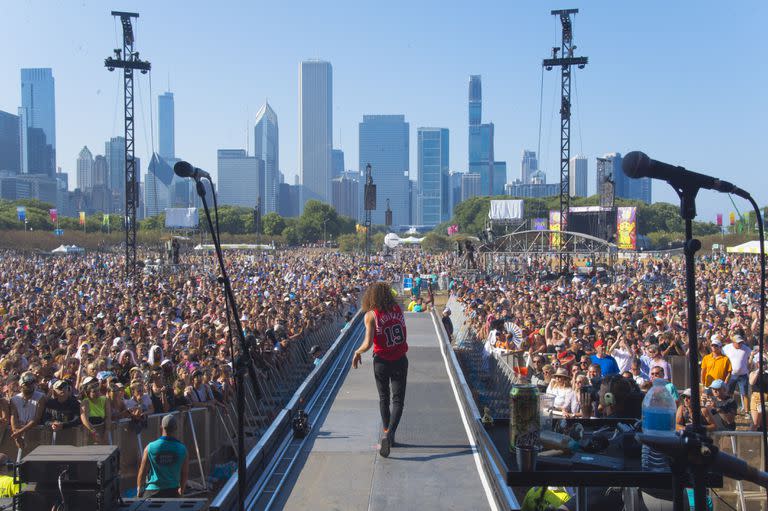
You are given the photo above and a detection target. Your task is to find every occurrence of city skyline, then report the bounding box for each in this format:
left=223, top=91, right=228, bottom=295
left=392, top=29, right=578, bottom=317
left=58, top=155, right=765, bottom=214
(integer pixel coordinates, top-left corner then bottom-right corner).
left=0, top=2, right=765, bottom=221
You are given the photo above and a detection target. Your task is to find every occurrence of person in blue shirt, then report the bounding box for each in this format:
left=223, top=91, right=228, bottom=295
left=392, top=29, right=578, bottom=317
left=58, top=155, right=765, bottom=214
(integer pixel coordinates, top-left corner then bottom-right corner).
left=590, top=339, right=620, bottom=377
left=137, top=414, right=188, bottom=498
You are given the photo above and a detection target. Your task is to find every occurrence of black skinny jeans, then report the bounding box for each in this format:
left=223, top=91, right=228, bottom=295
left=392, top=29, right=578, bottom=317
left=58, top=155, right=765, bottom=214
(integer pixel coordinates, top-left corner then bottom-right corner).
left=373, top=354, right=408, bottom=436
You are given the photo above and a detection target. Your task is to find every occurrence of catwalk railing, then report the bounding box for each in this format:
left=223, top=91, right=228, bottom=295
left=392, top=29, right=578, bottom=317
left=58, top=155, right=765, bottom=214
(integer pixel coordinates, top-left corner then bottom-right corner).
left=2, top=315, right=348, bottom=496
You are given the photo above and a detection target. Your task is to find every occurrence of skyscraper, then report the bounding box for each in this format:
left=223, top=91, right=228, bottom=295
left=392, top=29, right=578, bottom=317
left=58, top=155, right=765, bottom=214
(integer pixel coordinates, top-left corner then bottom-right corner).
left=20, top=68, right=55, bottom=175
left=217, top=149, right=263, bottom=208
left=145, top=153, right=174, bottom=217
left=93, top=155, right=108, bottom=188
left=332, top=149, right=344, bottom=178
left=299, top=60, right=332, bottom=209
left=76, top=146, right=93, bottom=191
left=468, top=75, right=495, bottom=195
left=521, top=150, right=538, bottom=184
left=569, top=155, right=588, bottom=197
left=417, top=127, right=449, bottom=226
left=460, top=173, right=481, bottom=202
left=106, top=137, right=125, bottom=204
left=331, top=171, right=359, bottom=219
left=254, top=101, right=279, bottom=214
left=158, top=92, right=175, bottom=161
left=359, top=115, right=410, bottom=226
left=493, top=161, right=507, bottom=196
left=0, top=111, right=20, bottom=173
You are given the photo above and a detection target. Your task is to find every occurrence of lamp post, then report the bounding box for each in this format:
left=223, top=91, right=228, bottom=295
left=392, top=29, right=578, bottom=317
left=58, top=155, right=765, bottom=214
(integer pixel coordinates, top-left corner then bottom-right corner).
left=323, top=218, right=330, bottom=247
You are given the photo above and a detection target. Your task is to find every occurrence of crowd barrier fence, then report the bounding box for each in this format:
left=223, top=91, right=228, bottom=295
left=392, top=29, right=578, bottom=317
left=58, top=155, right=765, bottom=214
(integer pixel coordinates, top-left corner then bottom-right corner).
left=2, top=315, right=347, bottom=496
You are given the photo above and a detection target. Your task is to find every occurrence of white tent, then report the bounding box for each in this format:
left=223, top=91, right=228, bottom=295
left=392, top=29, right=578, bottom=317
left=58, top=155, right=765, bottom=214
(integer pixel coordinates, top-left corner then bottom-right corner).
left=726, top=240, right=768, bottom=254
left=51, top=245, right=85, bottom=255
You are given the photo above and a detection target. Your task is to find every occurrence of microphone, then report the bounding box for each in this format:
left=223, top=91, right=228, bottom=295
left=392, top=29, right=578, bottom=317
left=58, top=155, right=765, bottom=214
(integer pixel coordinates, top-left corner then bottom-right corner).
left=173, top=161, right=211, bottom=181
left=623, top=151, right=748, bottom=199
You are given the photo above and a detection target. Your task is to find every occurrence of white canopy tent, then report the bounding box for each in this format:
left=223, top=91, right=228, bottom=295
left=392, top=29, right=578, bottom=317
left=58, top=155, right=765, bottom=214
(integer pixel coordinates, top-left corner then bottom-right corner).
left=51, top=245, right=85, bottom=255
left=726, top=240, right=768, bottom=254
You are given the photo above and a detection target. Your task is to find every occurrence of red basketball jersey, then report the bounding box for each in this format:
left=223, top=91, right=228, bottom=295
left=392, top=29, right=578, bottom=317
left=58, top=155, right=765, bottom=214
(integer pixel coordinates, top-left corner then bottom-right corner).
left=372, top=305, right=408, bottom=361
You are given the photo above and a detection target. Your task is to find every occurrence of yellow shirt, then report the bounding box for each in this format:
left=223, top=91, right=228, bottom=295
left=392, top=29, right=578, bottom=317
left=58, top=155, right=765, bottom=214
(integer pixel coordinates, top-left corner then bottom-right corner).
left=0, top=475, right=21, bottom=497
left=701, top=353, right=732, bottom=387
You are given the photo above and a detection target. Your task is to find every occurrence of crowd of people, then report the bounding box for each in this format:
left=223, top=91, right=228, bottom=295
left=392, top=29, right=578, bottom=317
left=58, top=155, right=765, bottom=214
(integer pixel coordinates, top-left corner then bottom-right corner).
left=0, top=248, right=445, bottom=449
left=453, top=254, right=768, bottom=432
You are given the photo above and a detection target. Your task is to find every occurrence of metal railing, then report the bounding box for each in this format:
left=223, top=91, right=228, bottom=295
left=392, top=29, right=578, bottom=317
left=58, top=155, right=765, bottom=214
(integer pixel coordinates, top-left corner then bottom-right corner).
left=3, top=315, right=349, bottom=496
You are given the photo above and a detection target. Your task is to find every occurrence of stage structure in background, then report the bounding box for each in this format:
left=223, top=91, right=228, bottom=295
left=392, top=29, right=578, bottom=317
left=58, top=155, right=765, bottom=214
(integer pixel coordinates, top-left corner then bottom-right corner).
left=165, top=207, right=200, bottom=229
left=533, top=218, right=548, bottom=231
left=105, top=11, right=151, bottom=275
left=363, top=163, right=376, bottom=261
left=616, top=206, right=637, bottom=250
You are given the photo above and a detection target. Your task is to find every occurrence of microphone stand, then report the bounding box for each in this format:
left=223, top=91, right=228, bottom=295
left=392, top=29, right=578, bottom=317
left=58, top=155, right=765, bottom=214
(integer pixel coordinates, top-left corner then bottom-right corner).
left=193, top=177, right=255, bottom=511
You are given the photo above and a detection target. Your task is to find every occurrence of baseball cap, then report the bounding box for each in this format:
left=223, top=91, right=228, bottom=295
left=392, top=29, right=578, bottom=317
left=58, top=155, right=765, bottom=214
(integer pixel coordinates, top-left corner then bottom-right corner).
left=593, top=339, right=605, bottom=348
left=682, top=388, right=692, bottom=397
left=711, top=338, right=723, bottom=347
left=53, top=379, right=71, bottom=391
left=709, top=379, right=724, bottom=390
left=19, top=372, right=36, bottom=385
left=732, top=335, right=745, bottom=343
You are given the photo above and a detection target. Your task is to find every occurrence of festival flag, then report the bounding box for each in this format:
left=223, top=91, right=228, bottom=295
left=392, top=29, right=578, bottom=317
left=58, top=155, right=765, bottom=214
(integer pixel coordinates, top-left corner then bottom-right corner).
left=716, top=213, right=722, bottom=227
left=533, top=218, right=547, bottom=231
left=355, top=224, right=367, bottom=234
left=102, top=214, right=110, bottom=226
left=79, top=211, right=86, bottom=226
left=49, top=208, right=58, bottom=223
left=729, top=212, right=736, bottom=226
left=446, top=224, right=459, bottom=235
left=16, top=206, right=26, bottom=222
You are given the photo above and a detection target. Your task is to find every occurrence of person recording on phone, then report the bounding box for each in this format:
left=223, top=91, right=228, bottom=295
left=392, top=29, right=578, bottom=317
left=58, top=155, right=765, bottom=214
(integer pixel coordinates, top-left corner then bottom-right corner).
left=352, top=282, right=408, bottom=458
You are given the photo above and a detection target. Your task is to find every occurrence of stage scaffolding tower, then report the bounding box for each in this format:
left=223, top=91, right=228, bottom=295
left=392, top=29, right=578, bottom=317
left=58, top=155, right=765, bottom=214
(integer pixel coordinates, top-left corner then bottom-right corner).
left=543, top=9, right=588, bottom=273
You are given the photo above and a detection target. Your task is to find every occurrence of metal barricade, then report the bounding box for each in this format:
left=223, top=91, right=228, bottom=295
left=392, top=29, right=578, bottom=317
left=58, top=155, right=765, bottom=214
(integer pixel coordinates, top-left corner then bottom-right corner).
left=711, top=431, right=766, bottom=510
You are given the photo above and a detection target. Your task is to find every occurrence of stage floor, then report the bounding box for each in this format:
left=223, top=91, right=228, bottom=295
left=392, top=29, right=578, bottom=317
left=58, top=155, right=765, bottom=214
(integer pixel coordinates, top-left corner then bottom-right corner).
left=274, top=312, right=494, bottom=511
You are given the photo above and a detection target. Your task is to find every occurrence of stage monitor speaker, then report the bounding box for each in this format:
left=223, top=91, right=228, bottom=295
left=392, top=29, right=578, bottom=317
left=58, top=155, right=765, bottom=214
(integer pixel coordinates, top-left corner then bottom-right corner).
left=15, top=477, right=119, bottom=511
left=18, top=445, right=119, bottom=486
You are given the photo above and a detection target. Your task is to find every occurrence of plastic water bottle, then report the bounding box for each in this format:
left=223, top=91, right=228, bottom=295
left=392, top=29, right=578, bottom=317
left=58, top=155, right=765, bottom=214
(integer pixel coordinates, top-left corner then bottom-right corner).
left=641, top=379, right=677, bottom=471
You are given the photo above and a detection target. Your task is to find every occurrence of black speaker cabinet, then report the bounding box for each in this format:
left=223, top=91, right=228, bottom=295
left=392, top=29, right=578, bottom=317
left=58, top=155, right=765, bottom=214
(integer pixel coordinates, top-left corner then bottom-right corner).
left=18, top=445, right=119, bottom=486
left=14, top=477, right=119, bottom=511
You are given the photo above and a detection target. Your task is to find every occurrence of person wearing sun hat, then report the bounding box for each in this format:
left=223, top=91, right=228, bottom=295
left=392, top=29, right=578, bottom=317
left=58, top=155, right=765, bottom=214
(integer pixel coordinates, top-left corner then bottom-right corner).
left=546, top=367, right=575, bottom=413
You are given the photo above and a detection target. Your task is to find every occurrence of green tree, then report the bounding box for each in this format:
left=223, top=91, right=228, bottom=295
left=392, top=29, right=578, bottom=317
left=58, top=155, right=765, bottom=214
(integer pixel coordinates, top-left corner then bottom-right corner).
left=262, top=212, right=286, bottom=235
left=421, top=232, right=452, bottom=253
left=283, top=226, right=299, bottom=245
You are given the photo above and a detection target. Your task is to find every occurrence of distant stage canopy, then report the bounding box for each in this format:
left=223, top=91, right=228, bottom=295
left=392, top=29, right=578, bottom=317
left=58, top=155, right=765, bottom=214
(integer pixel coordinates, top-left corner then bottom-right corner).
left=165, top=208, right=199, bottom=229
left=488, top=200, right=524, bottom=221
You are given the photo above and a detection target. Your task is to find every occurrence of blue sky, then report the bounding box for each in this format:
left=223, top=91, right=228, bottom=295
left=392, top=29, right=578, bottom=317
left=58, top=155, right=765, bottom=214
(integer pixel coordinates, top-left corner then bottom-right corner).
left=1, top=0, right=766, bottom=221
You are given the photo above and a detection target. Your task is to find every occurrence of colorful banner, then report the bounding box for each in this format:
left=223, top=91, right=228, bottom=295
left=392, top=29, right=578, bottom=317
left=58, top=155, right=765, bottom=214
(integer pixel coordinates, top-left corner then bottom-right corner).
left=49, top=208, right=58, bottom=223
left=548, top=210, right=562, bottom=249
left=79, top=211, right=86, bottom=226
left=446, top=224, right=459, bottom=236
left=729, top=212, right=736, bottom=226
left=102, top=214, right=110, bottom=226
left=355, top=224, right=367, bottom=233
left=616, top=206, right=637, bottom=250
left=533, top=218, right=547, bottom=231
left=716, top=213, right=722, bottom=227
left=16, top=206, right=26, bottom=222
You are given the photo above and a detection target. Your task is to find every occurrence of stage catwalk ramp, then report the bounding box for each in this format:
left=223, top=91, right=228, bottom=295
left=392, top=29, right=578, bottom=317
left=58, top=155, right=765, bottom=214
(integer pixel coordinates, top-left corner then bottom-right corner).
left=275, top=312, right=497, bottom=511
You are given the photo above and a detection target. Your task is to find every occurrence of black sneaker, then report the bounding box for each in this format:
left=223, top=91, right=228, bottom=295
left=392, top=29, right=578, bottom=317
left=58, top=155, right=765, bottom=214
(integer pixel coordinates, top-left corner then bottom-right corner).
left=379, top=434, right=391, bottom=458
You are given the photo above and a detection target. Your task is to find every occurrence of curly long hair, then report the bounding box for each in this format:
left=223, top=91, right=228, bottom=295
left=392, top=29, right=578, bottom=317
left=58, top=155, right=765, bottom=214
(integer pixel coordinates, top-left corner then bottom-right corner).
left=362, top=282, right=397, bottom=312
